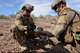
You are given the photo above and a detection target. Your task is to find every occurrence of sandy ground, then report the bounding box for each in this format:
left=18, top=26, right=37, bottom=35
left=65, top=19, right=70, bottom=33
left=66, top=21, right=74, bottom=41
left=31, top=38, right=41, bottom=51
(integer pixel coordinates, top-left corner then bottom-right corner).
left=0, top=17, right=80, bottom=53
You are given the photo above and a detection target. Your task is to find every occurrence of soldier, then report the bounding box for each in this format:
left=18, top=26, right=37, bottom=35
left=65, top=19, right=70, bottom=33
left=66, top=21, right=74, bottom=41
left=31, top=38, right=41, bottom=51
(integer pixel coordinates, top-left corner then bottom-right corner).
left=46, top=0, right=80, bottom=53
left=48, top=0, right=80, bottom=46
left=11, top=4, right=36, bottom=51
left=10, top=4, right=53, bottom=52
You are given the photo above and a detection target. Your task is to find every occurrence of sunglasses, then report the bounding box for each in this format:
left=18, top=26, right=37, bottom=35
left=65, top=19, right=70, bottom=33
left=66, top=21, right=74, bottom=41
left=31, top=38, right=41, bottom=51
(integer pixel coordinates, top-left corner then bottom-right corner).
left=26, top=10, right=31, bottom=13
left=52, top=2, right=62, bottom=10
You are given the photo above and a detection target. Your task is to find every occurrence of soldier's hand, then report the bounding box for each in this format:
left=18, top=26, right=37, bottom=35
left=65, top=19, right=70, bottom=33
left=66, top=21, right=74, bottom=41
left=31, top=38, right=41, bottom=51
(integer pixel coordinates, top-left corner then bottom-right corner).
left=25, top=31, right=27, bottom=35
left=23, top=26, right=27, bottom=30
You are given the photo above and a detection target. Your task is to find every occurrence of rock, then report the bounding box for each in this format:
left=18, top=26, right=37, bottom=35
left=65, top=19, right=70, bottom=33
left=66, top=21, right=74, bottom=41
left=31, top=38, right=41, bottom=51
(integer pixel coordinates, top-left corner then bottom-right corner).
left=0, top=33, right=3, bottom=36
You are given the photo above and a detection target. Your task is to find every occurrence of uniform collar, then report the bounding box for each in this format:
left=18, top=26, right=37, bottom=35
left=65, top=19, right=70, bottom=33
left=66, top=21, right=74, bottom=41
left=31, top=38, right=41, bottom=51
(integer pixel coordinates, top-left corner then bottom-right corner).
left=58, top=6, right=71, bottom=16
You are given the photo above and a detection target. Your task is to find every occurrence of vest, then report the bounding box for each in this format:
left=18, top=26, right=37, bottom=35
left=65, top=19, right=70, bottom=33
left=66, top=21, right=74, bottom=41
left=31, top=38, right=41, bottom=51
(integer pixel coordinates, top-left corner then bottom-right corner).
left=58, top=7, right=80, bottom=43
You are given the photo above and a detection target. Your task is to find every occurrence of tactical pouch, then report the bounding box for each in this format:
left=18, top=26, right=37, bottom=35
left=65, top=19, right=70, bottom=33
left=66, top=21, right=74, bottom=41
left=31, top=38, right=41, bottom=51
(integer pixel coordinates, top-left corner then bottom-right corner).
left=64, top=26, right=73, bottom=43
left=73, top=32, right=80, bottom=41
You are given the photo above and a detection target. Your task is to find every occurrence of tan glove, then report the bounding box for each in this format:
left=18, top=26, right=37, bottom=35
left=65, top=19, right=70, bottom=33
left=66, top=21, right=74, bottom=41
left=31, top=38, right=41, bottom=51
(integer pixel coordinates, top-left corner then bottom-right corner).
left=23, top=26, right=27, bottom=34
left=23, top=26, right=27, bottom=30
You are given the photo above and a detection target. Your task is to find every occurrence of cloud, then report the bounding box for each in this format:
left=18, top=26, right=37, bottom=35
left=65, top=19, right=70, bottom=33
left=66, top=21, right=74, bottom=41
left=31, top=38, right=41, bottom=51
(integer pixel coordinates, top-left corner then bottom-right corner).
left=66, top=0, right=80, bottom=11
left=20, top=0, right=80, bottom=16
left=21, top=0, right=53, bottom=16
left=67, top=0, right=80, bottom=6
left=67, top=0, right=80, bottom=4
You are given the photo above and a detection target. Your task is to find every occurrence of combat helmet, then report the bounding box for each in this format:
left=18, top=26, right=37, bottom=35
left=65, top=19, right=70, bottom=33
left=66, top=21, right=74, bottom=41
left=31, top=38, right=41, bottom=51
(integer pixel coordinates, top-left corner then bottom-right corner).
left=21, top=4, right=34, bottom=12
left=51, top=0, right=66, bottom=10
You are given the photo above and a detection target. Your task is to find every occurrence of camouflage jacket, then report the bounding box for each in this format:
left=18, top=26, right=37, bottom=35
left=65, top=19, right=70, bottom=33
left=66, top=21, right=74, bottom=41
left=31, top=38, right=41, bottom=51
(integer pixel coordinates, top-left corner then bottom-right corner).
left=48, top=7, right=80, bottom=37
left=15, top=13, right=36, bottom=32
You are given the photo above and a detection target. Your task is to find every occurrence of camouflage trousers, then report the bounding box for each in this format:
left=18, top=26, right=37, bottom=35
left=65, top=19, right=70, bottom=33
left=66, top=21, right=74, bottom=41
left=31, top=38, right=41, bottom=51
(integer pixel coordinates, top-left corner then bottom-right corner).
left=12, top=27, right=35, bottom=47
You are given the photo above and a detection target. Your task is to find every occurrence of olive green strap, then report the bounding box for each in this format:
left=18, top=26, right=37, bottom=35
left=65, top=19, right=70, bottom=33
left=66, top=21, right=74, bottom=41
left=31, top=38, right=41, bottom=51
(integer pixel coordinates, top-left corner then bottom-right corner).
left=72, top=10, right=80, bottom=21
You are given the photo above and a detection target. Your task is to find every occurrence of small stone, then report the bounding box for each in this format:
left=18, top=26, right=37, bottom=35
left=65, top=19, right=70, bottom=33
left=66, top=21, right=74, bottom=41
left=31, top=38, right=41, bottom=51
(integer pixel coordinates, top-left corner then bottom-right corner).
left=0, top=33, right=3, bottom=36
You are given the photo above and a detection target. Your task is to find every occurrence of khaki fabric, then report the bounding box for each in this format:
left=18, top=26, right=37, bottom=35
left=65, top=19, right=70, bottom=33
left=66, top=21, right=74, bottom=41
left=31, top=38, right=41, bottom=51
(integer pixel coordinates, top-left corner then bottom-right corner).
left=15, top=13, right=34, bottom=31
left=11, top=13, right=36, bottom=46
left=21, top=4, right=34, bottom=11
left=49, top=7, right=75, bottom=36
left=51, top=0, right=66, bottom=9
left=48, top=7, right=78, bottom=43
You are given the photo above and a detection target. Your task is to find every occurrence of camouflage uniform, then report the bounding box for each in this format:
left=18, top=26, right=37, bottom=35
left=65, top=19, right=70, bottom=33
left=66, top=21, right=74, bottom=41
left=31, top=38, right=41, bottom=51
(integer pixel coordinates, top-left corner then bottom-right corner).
left=46, top=0, right=80, bottom=53
left=49, top=0, right=80, bottom=44
left=11, top=4, right=36, bottom=48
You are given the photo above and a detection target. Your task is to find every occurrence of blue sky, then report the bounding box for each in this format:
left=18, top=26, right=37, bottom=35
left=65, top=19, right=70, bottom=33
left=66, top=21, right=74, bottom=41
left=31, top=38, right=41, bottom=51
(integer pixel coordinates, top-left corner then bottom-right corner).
left=0, top=0, right=80, bottom=16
